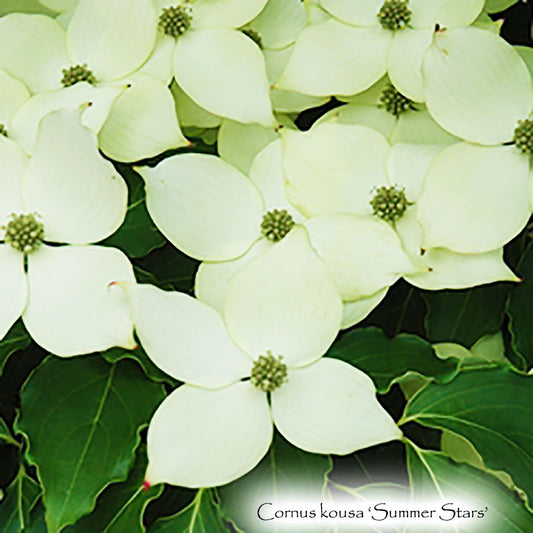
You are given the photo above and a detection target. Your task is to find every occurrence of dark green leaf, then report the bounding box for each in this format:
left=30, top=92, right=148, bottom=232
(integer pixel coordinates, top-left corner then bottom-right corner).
left=103, top=165, right=166, bottom=258
left=150, top=489, right=227, bottom=533
left=135, top=245, right=199, bottom=295
left=327, top=327, right=459, bottom=393
left=402, top=368, right=532, bottom=507
left=423, top=284, right=509, bottom=347
left=101, top=347, right=177, bottom=386
left=361, top=281, right=427, bottom=338
left=16, top=356, right=165, bottom=532
left=0, top=0, right=55, bottom=16
left=405, top=444, right=531, bottom=531
left=66, top=445, right=163, bottom=533
left=0, top=320, right=32, bottom=375
left=506, top=241, right=533, bottom=371
left=0, top=469, right=41, bottom=533
left=219, top=434, right=331, bottom=533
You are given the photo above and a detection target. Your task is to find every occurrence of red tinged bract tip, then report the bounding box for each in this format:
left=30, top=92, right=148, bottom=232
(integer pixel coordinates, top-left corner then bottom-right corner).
left=108, top=281, right=117, bottom=287
left=143, top=480, right=151, bottom=491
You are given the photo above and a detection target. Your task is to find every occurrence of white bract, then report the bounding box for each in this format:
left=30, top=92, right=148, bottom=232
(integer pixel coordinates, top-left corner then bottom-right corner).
left=0, top=0, right=188, bottom=161
left=278, top=0, right=484, bottom=100
left=124, top=228, right=401, bottom=487
left=152, top=0, right=274, bottom=126
left=0, top=108, right=135, bottom=356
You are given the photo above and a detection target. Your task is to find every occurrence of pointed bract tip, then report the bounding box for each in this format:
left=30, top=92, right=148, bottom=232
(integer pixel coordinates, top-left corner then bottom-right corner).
left=142, top=480, right=151, bottom=491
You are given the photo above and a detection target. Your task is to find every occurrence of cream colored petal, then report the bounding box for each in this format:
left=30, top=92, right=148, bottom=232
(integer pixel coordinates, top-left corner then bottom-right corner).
left=423, top=27, right=533, bottom=144
left=278, top=20, right=391, bottom=97
left=24, top=108, right=127, bottom=244
left=0, top=69, right=30, bottom=126
left=146, top=382, right=272, bottom=488
left=137, top=153, right=263, bottom=260
left=172, top=81, right=222, bottom=129
left=409, top=0, right=484, bottom=28
left=125, top=283, right=252, bottom=387
left=195, top=240, right=273, bottom=314
left=282, top=122, right=389, bottom=216
left=305, top=214, right=416, bottom=300
left=174, top=29, right=274, bottom=126
left=0, top=245, right=27, bottom=340
left=0, top=136, right=26, bottom=221
left=225, top=226, right=342, bottom=367
left=320, top=0, right=382, bottom=26
left=250, top=139, right=305, bottom=222
left=10, top=83, right=123, bottom=154
left=418, top=143, right=530, bottom=253
left=341, top=289, right=388, bottom=330
left=250, top=0, right=306, bottom=49
left=405, top=248, right=520, bottom=290
left=391, top=109, right=460, bottom=145
left=272, top=358, right=402, bottom=454
left=67, top=0, right=157, bottom=81
left=99, top=74, right=188, bottom=163
left=24, top=245, right=135, bottom=356
left=191, top=0, right=268, bottom=29
left=0, top=14, right=68, bottom=93
left=388, top=28, right=433, bottom=102
left=218, top=119, right=278, bottom=176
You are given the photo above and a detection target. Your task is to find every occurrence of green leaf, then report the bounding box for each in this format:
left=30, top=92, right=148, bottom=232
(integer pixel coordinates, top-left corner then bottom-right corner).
left=484, top=0, right=518, bottom=13
left=0, top=320, right=32, bottom=375
left=401, top=368, right=532, bottom=508
left=219, top=434, right=331, bottom=532
left=515, top=46, right=533, bottom=79
left=135, top=245, right=200, bottom=295
left=405, top=444, right=532, bottom=531
left=506, top=241, right=533, bottom=371
left=0, top=469, right=41, bottom=533
left=66, top=445, right=163, bottom=533
left=150, top=489, right=227, bottom=533
left=102, top=165, right=166, bottom=258
left=0, top=0, right=54, bottom=16
left=423, top=284, right=509, bottom=347
left=16, top=356, right=165, bottom=532
left=101, top=347, right=177, bottom=386
left=326, top=327, right=459, bottom=393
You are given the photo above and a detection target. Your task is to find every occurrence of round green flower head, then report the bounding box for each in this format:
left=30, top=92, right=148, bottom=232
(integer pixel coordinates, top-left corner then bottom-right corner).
left=513, top=118, right=533, bottom=154
left=371, top=185, right=410, bottom=223
left=250, top=351, right=288, bottom=393
left=379, top=83, right=416, bottom=117
left=261, top=209, right=295, bottom=242
left=0, top=124, right=7, bottom=137
left=61, top=64, right=97, bottom=88
left=377, top=0, right=412, bottom=31
left=3, top=213, right=45, bottom=253
left=159, top=4, right=192, bottom=37
left=242, top=28, right=263, bottom=49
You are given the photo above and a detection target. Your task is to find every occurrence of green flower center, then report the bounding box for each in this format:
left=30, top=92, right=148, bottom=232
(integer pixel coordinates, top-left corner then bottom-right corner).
left=242, top=28, right=263, bottom=49
left=261, top=209, right=295, bottom=242
left=0, top=124, right=7, bottom=137
left=61, top=64, right=97, bottom=88
left=377, top=0, right=412, bottom=31
left=250, top=351, right=288, bottom=393
left=379, top=83, right=416, bottom=116
left=159, top=4, right=192, bottom=37
left=513, top=118, right=533, bottom=155
left=3, top=213, right=44, bottom=253
left=370, top=185, right=410, bottom=223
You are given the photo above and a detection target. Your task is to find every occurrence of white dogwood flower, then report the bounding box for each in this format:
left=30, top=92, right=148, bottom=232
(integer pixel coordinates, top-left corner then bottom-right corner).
left=152, top=0, right=274, bottom=126
left=278, top=0, right=484, bottom=100
left=124, top=229, right=401, bottom=488
left=0, top=108, right=135, bottom=355
left=0, top=0, right=188, bottom=161
left=282, top=121, right=521, bottom=292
